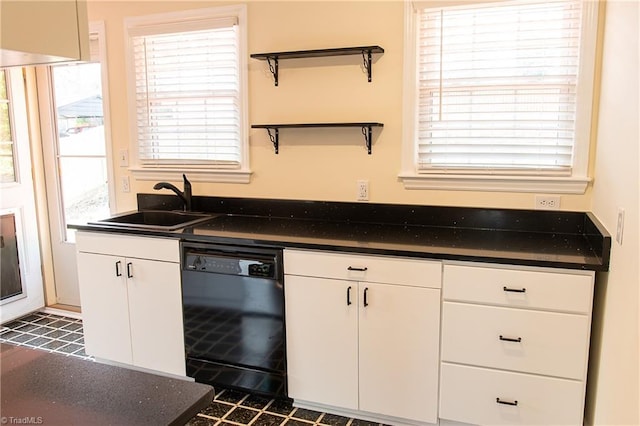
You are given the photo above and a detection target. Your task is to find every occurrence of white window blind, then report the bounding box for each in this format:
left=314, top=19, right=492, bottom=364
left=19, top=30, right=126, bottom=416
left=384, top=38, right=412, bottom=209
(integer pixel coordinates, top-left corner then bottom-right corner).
left=131, top=17, right=241, bottom=167
left=417, top=0, right=583, bottom=175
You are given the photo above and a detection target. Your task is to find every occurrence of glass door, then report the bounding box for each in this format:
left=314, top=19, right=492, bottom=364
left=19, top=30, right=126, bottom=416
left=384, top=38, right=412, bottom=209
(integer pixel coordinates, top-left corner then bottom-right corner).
left=0, top=68, right=45, bottom=322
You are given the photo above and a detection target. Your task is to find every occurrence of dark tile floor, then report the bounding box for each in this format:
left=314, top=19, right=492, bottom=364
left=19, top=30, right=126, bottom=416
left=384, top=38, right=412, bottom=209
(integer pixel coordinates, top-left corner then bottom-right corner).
left=1, top=312, right=389, bottom=426
left=0, top=312, right=89, bottom=359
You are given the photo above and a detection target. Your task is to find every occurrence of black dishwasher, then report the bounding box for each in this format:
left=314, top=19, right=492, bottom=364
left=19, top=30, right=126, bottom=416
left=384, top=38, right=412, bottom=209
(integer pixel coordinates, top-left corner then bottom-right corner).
left=180, top=242, right=286, bottom=398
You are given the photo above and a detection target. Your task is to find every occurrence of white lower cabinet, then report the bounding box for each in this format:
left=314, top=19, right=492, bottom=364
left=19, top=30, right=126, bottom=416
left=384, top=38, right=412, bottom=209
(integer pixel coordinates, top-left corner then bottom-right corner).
left=76, top=232, right=185, bottom=376
left=284, top=249, right=441, bottom=424
left=439, top=262, right=595, bottom=425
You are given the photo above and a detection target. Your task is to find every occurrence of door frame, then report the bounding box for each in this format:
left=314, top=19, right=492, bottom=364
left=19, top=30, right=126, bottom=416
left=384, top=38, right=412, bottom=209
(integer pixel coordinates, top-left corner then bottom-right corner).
left=36, top=20, right=116, bottom=307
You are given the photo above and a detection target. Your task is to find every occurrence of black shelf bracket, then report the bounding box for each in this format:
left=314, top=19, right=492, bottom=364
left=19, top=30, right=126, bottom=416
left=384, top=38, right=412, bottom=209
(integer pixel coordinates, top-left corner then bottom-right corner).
left=361, top=125, right=373, bottom=154
left=266, top=127, right=280, bottom=153
left=362, top=50, right=373, bottom=82
left=266, top=57, right=279, bottom=87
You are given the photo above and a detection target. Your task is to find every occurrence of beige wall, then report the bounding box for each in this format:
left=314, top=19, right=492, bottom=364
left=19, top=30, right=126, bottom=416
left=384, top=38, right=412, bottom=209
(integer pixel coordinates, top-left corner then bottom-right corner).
left=88, top=0, right=597, bottom=213
left=587, top=1, right=640, bottom=425
left=85, top=1, right=639, bottom=423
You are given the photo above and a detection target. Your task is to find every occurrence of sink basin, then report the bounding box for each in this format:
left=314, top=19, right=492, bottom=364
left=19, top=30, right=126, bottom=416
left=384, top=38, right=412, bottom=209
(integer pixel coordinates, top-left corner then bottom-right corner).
left=89, top=210, right=213, bottom=230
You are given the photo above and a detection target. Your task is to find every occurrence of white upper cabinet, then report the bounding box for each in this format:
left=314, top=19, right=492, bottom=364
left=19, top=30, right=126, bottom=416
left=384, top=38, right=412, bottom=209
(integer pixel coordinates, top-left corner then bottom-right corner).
left=0, top=0, right=89, bottom=67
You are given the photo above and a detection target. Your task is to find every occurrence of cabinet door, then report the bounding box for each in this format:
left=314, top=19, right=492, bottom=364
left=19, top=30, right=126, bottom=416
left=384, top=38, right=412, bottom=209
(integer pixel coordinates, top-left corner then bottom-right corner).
left=0, top=0, right=89, bottom=67
left=285, top=275, right=359, bottom=410
left=358, top=282, right=441, bottom=424
left=126, top=258, right=185, bottom=376
left=77, top=252, right=132, bottom=364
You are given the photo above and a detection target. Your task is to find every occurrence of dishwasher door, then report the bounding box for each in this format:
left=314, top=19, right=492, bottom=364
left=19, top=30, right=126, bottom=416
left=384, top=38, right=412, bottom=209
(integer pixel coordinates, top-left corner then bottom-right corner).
left=181, top=242, right=286, bottom=397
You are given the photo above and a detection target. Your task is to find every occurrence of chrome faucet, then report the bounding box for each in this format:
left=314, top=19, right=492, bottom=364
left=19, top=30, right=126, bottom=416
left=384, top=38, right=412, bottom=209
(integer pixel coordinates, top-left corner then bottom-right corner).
left=153, top=174, right=192, bottom=211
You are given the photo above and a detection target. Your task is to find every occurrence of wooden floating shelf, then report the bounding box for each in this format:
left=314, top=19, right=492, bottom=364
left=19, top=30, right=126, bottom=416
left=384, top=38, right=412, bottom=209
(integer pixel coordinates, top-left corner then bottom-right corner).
left=250, top=46, right=384, bottom=85
left=251, top=123, right=384, bottom=155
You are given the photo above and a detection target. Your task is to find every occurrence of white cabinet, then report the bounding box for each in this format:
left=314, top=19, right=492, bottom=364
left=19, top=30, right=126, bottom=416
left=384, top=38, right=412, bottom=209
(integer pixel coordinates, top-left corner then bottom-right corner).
left=439, top=262, right=595, bottom=426
left=0, top=0, right=89, bottom=67
left=76, top=232, right=185, bottom=377
left=284, top=249, right=441, bottom=424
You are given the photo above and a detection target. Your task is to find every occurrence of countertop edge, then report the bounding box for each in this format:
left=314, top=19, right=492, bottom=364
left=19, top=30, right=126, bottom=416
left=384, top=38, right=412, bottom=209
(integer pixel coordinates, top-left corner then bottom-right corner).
left=69, top=222, right=609, bottom=272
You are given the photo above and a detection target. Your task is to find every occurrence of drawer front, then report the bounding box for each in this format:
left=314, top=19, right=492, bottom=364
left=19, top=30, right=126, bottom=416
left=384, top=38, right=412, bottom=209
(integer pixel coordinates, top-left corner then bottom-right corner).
left=440, top=363, right=584, bottom=426
left=443, top=264, right=594, bottom=314
left=441, top=302, right=590, bottom=380
left=284, top=249, right=441, bottom=288
left=76, top=232, right=179, bottom=263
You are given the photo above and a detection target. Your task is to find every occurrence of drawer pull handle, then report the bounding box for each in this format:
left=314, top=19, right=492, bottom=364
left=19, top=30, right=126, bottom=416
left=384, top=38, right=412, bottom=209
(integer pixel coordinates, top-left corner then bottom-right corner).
left=348, top=266, right=368, bottom=272
left=347, top=286, right=352, bottom=306
left=499, top=335, right=522, bottom=343
left=503, top=286, right=526, bottom=293
left=496, top=398, right=518, bottom=406
left=115, top=261, right=122, bottom=277
left=126, top=262, right=133, bottom=278
left=363, top=287, right=369, bottom=307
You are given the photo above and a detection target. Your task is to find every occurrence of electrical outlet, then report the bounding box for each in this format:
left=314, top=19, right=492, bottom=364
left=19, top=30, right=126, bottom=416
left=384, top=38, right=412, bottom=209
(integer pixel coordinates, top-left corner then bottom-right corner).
left=357, top=180, right=369, bottom=201
left=535, top=195, right=561, bottom=210
left=616, top=208, right=625, bottom=245
left=121, top=176, right=130, bottom=193
left=118, top=149, right=129, bottom=167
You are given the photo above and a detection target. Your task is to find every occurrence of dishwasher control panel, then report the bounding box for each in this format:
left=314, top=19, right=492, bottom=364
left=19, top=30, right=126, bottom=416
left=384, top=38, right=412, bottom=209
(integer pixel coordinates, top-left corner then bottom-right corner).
left=184, top=251, right=276, bottom=279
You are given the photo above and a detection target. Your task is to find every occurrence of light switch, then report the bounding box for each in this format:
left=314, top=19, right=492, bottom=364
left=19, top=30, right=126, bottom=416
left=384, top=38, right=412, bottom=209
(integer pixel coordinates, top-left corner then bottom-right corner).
left=119, top=149, right=129, bottom=167
left=616, top=208, right=625, bottom=245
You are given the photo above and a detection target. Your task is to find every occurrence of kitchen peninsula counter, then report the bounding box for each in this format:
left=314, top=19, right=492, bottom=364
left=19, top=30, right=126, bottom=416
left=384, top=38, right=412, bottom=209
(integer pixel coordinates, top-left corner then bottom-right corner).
left=0, top=343, right=214, bottom=426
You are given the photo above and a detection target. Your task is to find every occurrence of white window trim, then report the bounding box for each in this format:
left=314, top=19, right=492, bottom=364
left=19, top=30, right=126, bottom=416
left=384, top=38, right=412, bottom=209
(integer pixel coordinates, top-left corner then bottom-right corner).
left=400, top=0, right=599, bottom=194
left=124, top=5, right=251, bottom=184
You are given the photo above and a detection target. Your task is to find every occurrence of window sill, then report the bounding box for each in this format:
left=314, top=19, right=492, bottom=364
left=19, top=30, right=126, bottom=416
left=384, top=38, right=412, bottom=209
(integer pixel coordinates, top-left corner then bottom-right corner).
left=398, top=173, right=591, bottom=194
left=130, top=167, right=252, bottom=184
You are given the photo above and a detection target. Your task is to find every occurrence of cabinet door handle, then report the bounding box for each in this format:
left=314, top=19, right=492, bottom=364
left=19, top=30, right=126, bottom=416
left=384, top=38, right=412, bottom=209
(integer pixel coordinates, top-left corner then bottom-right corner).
left=115, top=261, right=122, bottom=277
left=363, top=287, right=369, bottom=307
left=347, top=286, right=352, bottom=306
left=503, top=286, right=526, bottom=293
left=347, top=266, right=368, bottom=272
left=496, top=398, right=518, bottom=406
left=499, top=335, right=522, bottom=343
left=126, top=262, right=133, bottom=278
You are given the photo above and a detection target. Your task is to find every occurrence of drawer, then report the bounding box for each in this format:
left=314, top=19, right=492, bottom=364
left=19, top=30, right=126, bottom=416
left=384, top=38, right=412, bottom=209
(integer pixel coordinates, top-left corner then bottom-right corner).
left=284, top=249, right=441, bottom=288
left=441, top=302, right=590, bottom=380
left=76, top=232, right=179, bottom=263
left=443, top=264, right=594, bottom=314
left=440, top=363, right=584, bottom=426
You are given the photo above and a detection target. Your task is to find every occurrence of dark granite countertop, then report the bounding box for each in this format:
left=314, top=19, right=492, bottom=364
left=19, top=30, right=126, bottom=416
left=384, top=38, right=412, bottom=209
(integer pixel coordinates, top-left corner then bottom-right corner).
left=70, top=195, right=611, bottom=271
left=0, top=343, right=213, bottom=426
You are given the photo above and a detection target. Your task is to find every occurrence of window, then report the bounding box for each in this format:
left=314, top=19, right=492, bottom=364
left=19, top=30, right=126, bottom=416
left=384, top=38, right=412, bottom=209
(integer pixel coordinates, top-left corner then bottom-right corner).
left=401, top=0, right=599, bottom=193
left=125, top=6, right=250, bottom=183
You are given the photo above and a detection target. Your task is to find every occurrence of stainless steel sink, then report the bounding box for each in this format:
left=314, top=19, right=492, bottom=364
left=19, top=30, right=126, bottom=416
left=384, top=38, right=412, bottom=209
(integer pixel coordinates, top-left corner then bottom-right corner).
left=89, top=210, right=214, bottom=230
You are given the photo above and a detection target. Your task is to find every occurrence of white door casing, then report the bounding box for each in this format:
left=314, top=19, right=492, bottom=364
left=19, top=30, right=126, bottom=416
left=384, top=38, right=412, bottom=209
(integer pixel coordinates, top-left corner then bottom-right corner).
left=0, top=68, right=45, bottom=322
